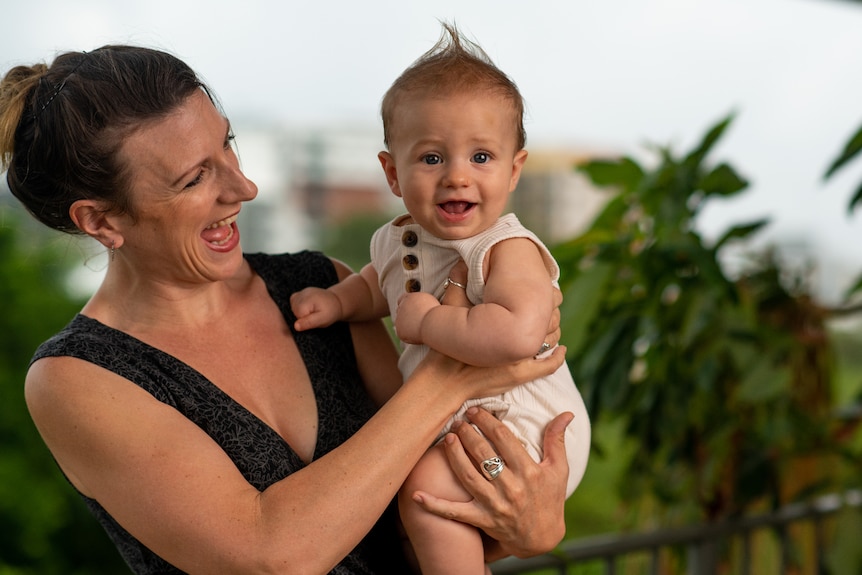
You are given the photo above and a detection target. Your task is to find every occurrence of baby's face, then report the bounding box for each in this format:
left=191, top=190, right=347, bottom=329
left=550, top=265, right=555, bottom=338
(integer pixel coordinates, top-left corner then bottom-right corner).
left=382, top=91, right=527, bottom=241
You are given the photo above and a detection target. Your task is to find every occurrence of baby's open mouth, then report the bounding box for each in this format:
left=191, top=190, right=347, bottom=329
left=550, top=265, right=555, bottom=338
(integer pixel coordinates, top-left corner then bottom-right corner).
left=439, top=201, right=475, bottom=214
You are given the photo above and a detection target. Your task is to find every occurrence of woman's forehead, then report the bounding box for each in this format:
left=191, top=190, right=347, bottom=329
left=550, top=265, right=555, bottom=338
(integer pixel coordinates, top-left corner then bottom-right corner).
left=119, top=92, right=226, bottom=185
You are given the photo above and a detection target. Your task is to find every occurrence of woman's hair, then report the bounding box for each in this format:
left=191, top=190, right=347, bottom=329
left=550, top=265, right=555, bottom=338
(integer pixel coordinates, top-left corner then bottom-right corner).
left=380, top=22, right=526, bottom=151
left=0, top=46, right=207, bottom=233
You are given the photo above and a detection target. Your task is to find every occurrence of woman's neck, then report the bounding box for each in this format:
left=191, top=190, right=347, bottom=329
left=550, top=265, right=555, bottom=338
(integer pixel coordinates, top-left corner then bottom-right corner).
left=81, top=259, right=254, bottom=335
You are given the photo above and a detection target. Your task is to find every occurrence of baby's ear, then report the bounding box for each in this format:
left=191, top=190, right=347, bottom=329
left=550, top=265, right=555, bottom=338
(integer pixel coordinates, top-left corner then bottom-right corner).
left=378, top=151, right=403, bottom=198
left=509, top=149, right=528, bottom=192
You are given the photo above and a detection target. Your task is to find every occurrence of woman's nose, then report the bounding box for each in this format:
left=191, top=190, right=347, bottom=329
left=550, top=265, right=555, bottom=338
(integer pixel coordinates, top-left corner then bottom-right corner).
left=223, top=163, right=258, bottom=202
left=237, top=171, right=258, bottom=201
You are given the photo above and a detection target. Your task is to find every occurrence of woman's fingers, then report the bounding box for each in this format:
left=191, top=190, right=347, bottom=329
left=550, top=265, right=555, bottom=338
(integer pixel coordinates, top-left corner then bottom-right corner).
left=516, top=344, right=566, bottom=383
left=543, top=287, right=563, bottom=349
left=449, top=259, right=468, bottom=285
left=414, top=407, right=573, bottom=557
left=541, top=411, right=575, bottom=474
left=460, top=407, right=528, bottom=472
left=411, top=430, right=498, bottom=527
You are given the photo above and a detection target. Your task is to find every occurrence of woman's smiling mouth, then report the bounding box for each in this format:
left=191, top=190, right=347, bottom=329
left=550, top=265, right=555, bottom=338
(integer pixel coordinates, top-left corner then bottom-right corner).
left=201, top=214, right=238, bottom=246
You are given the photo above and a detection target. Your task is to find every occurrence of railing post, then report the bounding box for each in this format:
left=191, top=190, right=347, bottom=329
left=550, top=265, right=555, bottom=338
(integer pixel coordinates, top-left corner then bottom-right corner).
left=780, top=525, right=792, bottom=574
left=741, top=529, right=751, bottom=575
left=687, top=539, right=718, bottom=575
left=814, top=514, right=826, bottom=575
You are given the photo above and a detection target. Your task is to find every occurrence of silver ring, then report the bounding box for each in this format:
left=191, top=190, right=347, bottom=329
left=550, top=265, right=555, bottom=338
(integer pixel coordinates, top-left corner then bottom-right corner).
left=481, top=456, right=505, bottom=481
left=442, top=277, right=466, bottom=290
left=537, top=342, right=552, bottom=356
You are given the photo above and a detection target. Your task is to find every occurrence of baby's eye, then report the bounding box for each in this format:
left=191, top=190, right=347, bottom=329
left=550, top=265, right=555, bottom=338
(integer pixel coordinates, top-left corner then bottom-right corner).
left=473, top=152, right=489, bottom=164
left=422, top=154, right=442, bottom=165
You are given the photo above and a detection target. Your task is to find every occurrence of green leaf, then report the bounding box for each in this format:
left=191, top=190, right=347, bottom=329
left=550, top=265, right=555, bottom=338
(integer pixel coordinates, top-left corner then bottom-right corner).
left=699, top=162, right=748, bottom=198
left=848, top=178, right=862, bottom=214
left=735, top=355, right=791, bottom=404
left=683, top=112, right=735, bottom=170
left=713, top=218, right=770, bottom=251
left=824, top=122, right=862, bottom=179
left=578, top=157, right=644, bottom=191
left=678, top=290, right=714, bottom=348
left=588, top=195, right=631, bottom=232
left=559, top=262, right=615, bottom=353
left=577, top=315, right=634, bottom=392
left=726, top=337, right=759, bottom=371
left=844, top=271, right=862, bottom=299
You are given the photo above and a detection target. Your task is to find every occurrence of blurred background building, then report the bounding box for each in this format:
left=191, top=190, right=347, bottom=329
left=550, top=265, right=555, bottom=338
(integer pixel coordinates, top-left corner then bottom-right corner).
left=231, top=119, right=610, bottom=256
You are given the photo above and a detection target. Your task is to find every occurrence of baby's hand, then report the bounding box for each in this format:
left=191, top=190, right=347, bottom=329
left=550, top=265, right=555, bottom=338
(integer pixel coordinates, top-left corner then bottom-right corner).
left=290, top=287, right=343, bottom=331
left=394, top=292, right=440, bottom=344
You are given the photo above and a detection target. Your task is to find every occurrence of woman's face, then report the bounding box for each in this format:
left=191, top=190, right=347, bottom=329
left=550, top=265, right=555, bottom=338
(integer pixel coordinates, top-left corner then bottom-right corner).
left=115, top=90, right=258, bottom=284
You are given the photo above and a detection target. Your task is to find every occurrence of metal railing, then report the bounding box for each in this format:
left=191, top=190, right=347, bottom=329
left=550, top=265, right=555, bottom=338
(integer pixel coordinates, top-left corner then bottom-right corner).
left=491, top=489, right=862, bottom=575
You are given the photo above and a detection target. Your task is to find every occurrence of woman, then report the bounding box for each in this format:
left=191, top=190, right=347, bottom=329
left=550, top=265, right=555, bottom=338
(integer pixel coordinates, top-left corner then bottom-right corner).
left=0, top=46, right=572, bottom=574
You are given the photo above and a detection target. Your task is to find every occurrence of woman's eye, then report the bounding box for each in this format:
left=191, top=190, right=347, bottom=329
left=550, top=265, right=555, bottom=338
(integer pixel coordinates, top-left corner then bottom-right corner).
left=185, top=171, right=204, bottom=189
left=224, top=132, right=236, bottom=151
left=422, top=154, right=441, bottom=165
left=473, top=152, right=489, bottom=164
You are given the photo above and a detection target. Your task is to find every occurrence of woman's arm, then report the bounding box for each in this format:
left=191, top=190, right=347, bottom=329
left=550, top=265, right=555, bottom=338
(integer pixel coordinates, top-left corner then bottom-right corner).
left=396, top=237, right=555, bottom=366
left=349, top=315, right=403, bottom=406
left=25, top=337, right=565, bottom=574
left=330, top=258, right=404, bottom=406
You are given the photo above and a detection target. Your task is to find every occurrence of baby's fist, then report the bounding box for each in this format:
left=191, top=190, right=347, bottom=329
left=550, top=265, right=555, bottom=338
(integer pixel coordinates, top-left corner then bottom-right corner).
left=394, top=292, right=439, bottom=344
left=290, top=287, right=342, bottom=331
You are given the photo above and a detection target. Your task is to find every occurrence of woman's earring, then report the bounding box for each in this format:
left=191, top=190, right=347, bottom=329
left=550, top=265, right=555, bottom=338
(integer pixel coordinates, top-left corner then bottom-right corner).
left=110, top=241, right=116, bottom=262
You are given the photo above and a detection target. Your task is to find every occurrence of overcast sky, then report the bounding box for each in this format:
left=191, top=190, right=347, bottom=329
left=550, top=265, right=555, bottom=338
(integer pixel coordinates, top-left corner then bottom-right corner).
left=2, top=0, right=861, bottom=302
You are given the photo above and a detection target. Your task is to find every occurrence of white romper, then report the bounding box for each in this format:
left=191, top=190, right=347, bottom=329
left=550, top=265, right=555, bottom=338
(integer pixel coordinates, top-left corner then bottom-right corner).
left=370, top=213, right=590, bottom=496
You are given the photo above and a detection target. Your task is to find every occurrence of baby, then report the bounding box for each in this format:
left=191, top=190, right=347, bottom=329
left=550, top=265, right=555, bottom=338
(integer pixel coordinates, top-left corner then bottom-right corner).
left=290, top=23, right=590, bottom=575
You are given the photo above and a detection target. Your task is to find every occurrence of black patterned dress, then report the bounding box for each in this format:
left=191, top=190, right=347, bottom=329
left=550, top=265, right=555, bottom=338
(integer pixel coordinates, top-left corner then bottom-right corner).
left=31, top=251, right=409, bottom=574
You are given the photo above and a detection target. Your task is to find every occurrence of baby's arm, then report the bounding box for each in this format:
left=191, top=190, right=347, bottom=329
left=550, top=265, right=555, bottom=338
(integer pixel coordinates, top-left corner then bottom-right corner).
left=395, top=238, right=554, bottom=366
left=291, top=263, right=390, bottom=331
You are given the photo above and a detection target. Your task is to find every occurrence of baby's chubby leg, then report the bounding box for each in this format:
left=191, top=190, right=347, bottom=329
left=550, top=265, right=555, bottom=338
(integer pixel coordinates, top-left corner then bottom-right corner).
left=399, top=443, right=486, bottom=575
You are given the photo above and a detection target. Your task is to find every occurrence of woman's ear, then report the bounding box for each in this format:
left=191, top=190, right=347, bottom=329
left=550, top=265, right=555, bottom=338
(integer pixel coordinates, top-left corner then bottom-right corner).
left=69, top=199, right=123, bottom=249
left=378, top=151, right=403, bottom=198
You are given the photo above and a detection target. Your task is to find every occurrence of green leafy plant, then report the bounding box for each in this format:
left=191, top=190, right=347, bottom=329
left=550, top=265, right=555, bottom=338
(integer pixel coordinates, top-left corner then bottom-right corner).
left=0, top=206, right=127, bottom=574
left=554, top=115, right=843, bottom=524
left=824, top=122, right=862, bottom=213
left=824, top=121, right=862, bottom=298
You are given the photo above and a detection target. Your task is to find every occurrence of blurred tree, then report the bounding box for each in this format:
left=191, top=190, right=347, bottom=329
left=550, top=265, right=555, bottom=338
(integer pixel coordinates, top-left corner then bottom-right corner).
left=0, top=207, right=127, bottom=574
left=314, top=213, right=392, bottom=273
left=824, top=120, right=862, bottom=298
left=554, top=115, right=852, bottom=528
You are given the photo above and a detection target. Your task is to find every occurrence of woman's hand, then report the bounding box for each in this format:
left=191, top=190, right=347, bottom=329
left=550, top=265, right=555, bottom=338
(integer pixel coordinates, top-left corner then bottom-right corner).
left=541, top=287, right=563, bottom=352
left=406, top=259, right=571, bottom=559
left=412, top=407, right=572, bottom=560
left=410, top=344, right=566, bottom=404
